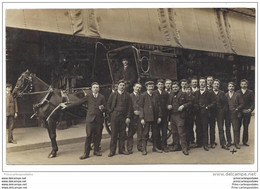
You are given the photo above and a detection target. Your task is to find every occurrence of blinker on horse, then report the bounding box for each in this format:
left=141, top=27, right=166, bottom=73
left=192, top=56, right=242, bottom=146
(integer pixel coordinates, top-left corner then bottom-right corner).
left=13, top=71, right=87, bottom=158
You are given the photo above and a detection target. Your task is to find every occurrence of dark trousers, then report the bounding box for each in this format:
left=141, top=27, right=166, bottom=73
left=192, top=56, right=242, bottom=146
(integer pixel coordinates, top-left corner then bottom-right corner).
left=7, top=116, right=14, bottom=142
left=84, top=121, right=102, bottom=155
left=239, top=114, right=251, bottom=144
left=157, top=117, right=168, bottom=150
left=185, top=115, right=195, bottom=144
left=142, top=121, right=159, bottom=152
left=171, top=114, right=187, bottom=150
left=215, top=111, right=226, bottom=146
left=208, top=112, right=216, bottom=145
left=224, top=112, right=232, bottom=144
left=127, top=115, right=139, bottom=152
left=110, top=111, right=127, bottom=154
left=230, top=112, right=240, bottom=145
left=196, top=110, right=209, bottom=146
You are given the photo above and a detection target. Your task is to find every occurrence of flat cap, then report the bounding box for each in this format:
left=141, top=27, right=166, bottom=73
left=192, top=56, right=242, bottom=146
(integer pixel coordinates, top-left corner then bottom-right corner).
left=145, top=81, right=154, bottom=86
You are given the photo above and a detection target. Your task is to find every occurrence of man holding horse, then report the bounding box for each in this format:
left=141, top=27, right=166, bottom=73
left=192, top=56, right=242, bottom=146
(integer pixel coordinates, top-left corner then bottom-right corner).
left=61, top=82, right=106, bottom=159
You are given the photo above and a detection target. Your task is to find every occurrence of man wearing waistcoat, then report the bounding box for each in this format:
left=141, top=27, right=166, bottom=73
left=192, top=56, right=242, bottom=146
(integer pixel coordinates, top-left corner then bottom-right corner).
left=237, top=79, right=254, bottom=146
left=212, top=79, right=229, bottom=150
left=206, top=76, right=217, bottom=148
left=226, top=82, right=244, bottom=149
left=107, top=80, right=133, bottom=157
left=153, top=79, right=169, bottom=152
left=167, top=81, right=191, bottom=155
left=139, top=81, right=162, bottom=155
left=61, top=82, right=106, bottom=159
left=127, top=83, right=142, bottom=153
left=194, top=77, right=216, bottom=151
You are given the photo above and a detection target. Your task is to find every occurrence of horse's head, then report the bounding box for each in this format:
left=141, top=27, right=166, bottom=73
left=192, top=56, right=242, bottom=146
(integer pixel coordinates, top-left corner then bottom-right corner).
left=12, top=69, right=33, bottom=98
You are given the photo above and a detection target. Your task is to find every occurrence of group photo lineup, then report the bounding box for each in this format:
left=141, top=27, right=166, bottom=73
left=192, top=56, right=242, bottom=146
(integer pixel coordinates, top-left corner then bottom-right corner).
left=5, top=8, right=255, bottom=165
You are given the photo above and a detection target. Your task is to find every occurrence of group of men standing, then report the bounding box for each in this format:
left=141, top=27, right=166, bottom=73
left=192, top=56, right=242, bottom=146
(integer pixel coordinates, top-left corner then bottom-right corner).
left=61, top=75, right=254, bottom=160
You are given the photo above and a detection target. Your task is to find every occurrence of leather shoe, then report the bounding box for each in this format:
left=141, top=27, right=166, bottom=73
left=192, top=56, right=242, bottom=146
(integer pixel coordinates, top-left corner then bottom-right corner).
left=221, top=145, right=230, bottom=150
left=243, top=143, right=249, bottom=147
left=128, top=150, right=133, bottom=154
left=142, top=150, right=147, bottom=155
left=194, top=144, right=202, bottom=148
left=94, top=151, right=102, bottom=156
left=182, top=150, right=189, bottom=156
left=227, top=142, right=232, bottom=147
left=108, top=152, right=115, bottom=157
left=214, top=142, right=218, bottom=146
left=211, top=144, right=216, bottom=149
left=235, top=144, right=241, bottom=149
left=153, top=148, right=162, bottom=153
left=119, top=151, right=129, bottom=155
left=8, top=140, right=17, bottom=144
left=79, top=154, right=89, bottom=160
left=137, top=148, right=142, bottom=152
left=162, top=148, right=169, bottom=153
left=203, top=145, right=209, bottom=151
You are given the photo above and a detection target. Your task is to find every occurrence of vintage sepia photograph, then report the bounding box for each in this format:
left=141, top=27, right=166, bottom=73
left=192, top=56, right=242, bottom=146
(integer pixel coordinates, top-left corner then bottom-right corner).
left=3, top=4, right=256, bottom=171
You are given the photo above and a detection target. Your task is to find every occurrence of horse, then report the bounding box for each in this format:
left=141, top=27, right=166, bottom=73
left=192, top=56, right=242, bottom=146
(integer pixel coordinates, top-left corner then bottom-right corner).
left=12, top=71, right=89, bottom=158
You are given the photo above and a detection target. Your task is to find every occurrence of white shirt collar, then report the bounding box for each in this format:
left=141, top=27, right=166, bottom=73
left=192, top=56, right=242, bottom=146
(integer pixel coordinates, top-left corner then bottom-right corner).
left=118, top=90, right=123, bottom=95
left=133, top=91, right=138, bottom=96
left=192, top=87, right=198, bottom=92
left=147, top=91, right=152, bottom=96
left=213, top=90, right=219, bottom=95
left=228, top=91, right=234, bottom=98
left=200, top=87, right=206, bottom=94
left=241, top=89, right=247, bottom=94
left=93, top=93, right=98, bottom=98
left=158, top=89, right=162, bottom=94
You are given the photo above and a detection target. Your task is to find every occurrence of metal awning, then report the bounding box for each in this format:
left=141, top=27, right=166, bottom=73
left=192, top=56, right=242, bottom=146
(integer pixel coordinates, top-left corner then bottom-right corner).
left=6, top=8, right=255, bottom=57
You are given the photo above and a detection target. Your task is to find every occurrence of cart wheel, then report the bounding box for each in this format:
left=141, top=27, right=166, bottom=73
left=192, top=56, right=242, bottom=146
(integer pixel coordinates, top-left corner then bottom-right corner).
left=104, top=115, right=111, bottom=135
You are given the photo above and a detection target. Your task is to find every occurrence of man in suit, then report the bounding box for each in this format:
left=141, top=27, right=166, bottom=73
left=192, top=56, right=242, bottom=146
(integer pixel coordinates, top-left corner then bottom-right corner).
left=127, top=83, right=142, bottom=154
left=184, top=85, right=196, bottom=149
left=167, top=81, right=191, bottom=155
left=115, top=58, right=137, bottom=92
left=153, top=79, right=169, bottom=152
left=6, top=83, right=18, bottom=144
left=212, top=79, right=229, bottom=150
left=189, top=77, right=199, bottom=146
left=194, top=77, right=216, bottom=151
left=180, top=79, right=188, bottom=93
left=165, top=79, right=172, bottom=94
left=237, top=79, right=254, bottom=146
left=139, top=81, right=162, bottom=155
left=226, top=82, right=244, bottom=149
left=191, top=77, right=199, bottom=93
left=206, top=76, right=217, bottom=148
left=61, top=82, right=106, bottom=159
left=107, top=80, right=133, bottom=157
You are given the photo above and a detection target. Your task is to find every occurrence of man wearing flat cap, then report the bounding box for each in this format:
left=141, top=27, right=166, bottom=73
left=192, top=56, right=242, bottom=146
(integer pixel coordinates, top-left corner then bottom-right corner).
left=139, top=81, right=162, bottom=155
left=107, top=80, right=133, bottom=157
